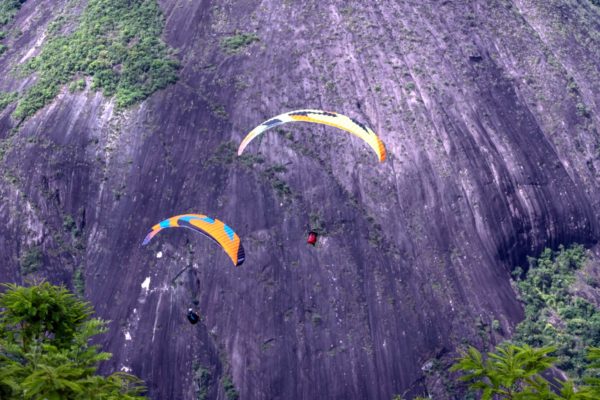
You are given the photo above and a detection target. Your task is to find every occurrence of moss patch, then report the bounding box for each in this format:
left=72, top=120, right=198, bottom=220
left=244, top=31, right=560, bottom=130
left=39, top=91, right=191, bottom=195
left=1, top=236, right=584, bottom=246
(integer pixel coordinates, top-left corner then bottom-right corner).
left=220, top=32, right=259, bottom=54
left=20, top=246, right=43, bottom=275
left=221, top=375, right=239, bottom=400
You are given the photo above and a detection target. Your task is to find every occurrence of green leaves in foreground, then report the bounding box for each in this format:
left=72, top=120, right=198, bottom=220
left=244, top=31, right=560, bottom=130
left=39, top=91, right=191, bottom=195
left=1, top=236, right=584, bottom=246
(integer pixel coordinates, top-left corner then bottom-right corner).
left=0, top=282, right=92, bottom=350
left=0, top=282, right=146, bottom=399
left=451, top=342, right=600, bottom=399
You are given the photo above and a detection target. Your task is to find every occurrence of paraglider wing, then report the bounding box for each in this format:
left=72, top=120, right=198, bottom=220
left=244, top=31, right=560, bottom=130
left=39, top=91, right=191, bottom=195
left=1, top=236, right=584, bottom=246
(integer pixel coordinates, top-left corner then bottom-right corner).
left=237, top=109, right=386, bottom=162
left=142, top=214, right=245, bottom=266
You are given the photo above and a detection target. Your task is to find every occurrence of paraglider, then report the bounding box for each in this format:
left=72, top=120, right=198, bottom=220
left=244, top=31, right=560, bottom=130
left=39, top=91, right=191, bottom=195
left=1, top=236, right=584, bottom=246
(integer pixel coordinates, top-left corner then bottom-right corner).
left=142, top=214, right=245, bottom=266
left=237, top=109, right=386, bottom=162
left=307, top=231, right=318, bottom=246
left=186, top=308, right=200, bottom=324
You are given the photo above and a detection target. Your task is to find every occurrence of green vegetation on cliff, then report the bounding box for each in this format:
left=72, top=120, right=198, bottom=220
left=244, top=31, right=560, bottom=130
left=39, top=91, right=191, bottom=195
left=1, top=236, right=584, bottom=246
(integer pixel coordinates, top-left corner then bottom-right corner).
left=444, top=245, right=600, bottom=399
left=14, top=0, right=179, bottom=120
left=0, top=0, right=26, bottom=27
left=511, top=245, right=600, bottom=380
left=221, top=32, right=259, bottom=54
left=0, top=91, right=17, bottom=111
left=404, top=245, right=600, bottom=399
left=193, top=363, right=212, bottom=400
left=19, top=245, right=43, bottom=275
left=221, top=375, right=239, bottom=400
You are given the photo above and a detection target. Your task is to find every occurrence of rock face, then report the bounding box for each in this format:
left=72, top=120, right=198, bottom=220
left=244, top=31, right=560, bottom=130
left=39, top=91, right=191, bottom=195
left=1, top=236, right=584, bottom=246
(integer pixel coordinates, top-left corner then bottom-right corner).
left=1, top=0, right=600, bottom=398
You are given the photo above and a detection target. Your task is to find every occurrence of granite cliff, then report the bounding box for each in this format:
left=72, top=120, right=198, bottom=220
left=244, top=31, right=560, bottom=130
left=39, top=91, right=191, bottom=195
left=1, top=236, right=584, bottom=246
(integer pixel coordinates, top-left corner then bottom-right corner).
left=1, top=0, right=600, bottom=398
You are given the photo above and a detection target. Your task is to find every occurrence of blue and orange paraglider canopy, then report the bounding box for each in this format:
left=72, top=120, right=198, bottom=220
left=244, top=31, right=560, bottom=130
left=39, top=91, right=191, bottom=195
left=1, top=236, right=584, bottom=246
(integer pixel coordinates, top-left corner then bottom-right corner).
left=142, top=214, right=245, bottom=266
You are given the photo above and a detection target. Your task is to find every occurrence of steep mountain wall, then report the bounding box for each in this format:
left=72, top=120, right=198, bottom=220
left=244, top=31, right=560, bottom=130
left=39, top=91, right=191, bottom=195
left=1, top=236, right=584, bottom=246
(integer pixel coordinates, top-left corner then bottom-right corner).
left=1, top=0, right=599, bottom=398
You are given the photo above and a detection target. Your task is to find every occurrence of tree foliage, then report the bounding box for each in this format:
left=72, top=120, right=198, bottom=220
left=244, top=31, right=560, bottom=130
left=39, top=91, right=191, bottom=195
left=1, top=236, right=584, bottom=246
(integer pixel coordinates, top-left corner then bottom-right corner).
left=451, top=343, right=600, bottom=399
left=512, top=245, right=600, bottom=379
left=446, top=244, right=600, bottom=399
left=0, top=282, right=146, bottom=399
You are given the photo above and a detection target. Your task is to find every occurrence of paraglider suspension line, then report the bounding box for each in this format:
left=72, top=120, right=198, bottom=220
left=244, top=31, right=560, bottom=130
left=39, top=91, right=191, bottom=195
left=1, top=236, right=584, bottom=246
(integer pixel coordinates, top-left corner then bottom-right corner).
left=171, top=264, right=192, bottom=285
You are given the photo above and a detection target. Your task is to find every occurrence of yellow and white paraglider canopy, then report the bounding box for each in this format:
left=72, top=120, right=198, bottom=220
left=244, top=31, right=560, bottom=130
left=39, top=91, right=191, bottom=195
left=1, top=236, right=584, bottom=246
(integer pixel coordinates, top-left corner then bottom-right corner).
left=238, top=109, right=386, bottom=162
